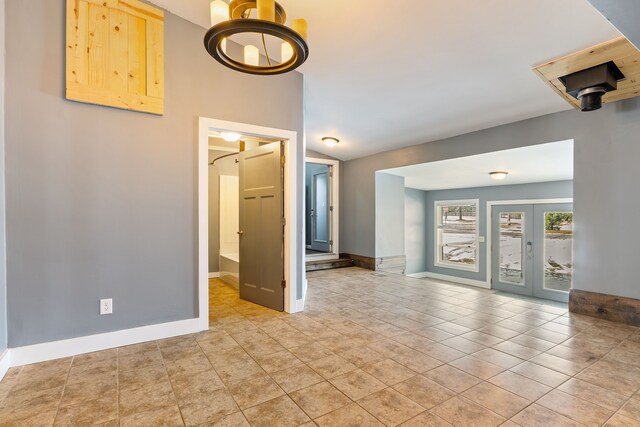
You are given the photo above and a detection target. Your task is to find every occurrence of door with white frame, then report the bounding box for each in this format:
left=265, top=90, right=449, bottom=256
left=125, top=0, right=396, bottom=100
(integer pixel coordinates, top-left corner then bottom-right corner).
left=491, top=203, right=573, bottom=302
left=199, top=117, right=302, bottom=323
left=305, top=157, right=339, bottom=261
left=238, top=141, right=285, bottom=311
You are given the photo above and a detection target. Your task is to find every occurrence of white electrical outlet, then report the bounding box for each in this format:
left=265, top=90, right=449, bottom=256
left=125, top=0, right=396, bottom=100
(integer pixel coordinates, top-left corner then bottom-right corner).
left=100, top=298, right=113, bottom=315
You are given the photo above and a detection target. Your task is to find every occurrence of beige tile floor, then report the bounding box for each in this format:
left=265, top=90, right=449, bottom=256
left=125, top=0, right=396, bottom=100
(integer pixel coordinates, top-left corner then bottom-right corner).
left=2, top=267, right=640, bottom=426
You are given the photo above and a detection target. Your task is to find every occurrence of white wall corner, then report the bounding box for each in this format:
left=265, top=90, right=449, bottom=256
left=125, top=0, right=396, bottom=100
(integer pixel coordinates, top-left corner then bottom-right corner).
left=9, top=318, right=201, bottom=367
left=303, top=279, right=308, bottom=302
left=0, top=0, right=8, bottom=378
left=0, top=349, right=9, bottom=381
left=294, top=279, right=308, bottom=312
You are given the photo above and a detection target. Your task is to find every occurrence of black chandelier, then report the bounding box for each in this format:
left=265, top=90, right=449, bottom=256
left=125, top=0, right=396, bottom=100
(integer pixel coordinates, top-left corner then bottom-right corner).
left=204, top=0, right=309, bottom=75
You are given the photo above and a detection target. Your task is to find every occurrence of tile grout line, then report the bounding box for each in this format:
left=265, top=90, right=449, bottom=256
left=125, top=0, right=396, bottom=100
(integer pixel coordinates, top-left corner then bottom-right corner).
left=193, top=329, right=249, bottom=419
left=4, top=270, right=640, bottom=426
left=311, top=271, right=586, bottom=425
left=590, top=338, right=639, bottom=426
left=200, top=301, right=299, bottom=422
left=0, top=365, right=23, bottom=408
left=262, top=307, right=436, bottom=425
left=51, top=356, right=74, bottom=426
left=217, top=294, right=372, bottom=424
left=115, top=347, right=119, bottom=424
left=156, top=340, right=187, bottom=427
left=419, top=299, right=632, bottom=424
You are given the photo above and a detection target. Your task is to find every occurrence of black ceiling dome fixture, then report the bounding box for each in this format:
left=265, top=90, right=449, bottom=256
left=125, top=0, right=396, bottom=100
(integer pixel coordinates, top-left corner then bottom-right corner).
left=560, top=61, right=625, bottom=112
left=204, top=0, right=309, bottom=76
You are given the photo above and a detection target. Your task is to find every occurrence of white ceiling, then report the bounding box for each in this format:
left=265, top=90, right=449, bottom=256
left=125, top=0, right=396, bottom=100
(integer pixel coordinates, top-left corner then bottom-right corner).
left=149, top=0, right=620, bottom=161
left=380, top=140, right=574, bottom=191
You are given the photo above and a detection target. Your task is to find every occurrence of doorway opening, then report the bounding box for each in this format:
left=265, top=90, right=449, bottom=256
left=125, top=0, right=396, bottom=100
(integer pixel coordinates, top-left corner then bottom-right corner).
left=376, top=139, right=574, bottom=304
left=198, top=118, right=302, bottom=332
left=305, top=157, right=340, bottom=261
left=209, top=133, right=283, bottom=295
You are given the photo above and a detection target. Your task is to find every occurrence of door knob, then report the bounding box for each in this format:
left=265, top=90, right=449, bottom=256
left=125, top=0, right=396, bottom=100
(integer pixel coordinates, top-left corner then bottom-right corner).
left=237, top=230, right=245, bottom=235
left=526, top=241, right=532, bottom=252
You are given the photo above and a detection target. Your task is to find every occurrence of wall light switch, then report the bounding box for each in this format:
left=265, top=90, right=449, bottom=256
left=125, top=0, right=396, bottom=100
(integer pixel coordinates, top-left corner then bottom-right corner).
left=100, top=298, right=113, bottom=315
left=478, top=236, right=485, bottom=243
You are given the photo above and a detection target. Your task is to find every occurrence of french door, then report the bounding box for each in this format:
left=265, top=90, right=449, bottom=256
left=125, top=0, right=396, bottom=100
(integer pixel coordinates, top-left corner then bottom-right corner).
left=491, top=203, right=573, bottom=303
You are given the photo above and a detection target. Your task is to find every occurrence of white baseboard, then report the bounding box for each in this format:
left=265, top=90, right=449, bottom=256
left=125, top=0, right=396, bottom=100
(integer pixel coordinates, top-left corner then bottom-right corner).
left=9, top=318, right=201, bottom=367
left=209, top=272, right=220, bottom=278
left=0, top=350, right=9, bottom=381
left=305, top=254, right=339, bottom=262
left=406, top=272, right=430, bottom=279
left=410, top=271, right=490, bottom=289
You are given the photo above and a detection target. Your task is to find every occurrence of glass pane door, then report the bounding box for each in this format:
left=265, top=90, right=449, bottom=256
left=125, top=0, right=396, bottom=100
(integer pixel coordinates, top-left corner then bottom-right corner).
left=543, top=211, right=573, bottom=292
left=498, top=211, right=525, bottom=285
left=491, top=205, right=533, bottom=296
left=533, top=204, right=573, bottom=302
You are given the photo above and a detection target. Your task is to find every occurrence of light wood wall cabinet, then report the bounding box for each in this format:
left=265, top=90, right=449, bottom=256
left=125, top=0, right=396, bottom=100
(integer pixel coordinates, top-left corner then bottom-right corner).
left=66, top=0, right=165, bottom=115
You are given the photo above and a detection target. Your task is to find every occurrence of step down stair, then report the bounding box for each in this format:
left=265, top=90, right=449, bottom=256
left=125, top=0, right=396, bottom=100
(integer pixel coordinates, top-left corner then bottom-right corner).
left=306, top=258, right=355, bottom=272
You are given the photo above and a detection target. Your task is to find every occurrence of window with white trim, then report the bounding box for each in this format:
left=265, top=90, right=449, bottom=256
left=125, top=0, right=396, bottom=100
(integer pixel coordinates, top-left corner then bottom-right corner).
left=435, top=200, right=479, bottom=271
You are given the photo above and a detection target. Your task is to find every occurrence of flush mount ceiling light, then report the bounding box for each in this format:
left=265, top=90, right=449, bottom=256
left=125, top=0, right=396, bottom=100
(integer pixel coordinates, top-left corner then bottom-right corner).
left=220, top=132, right=242, bottom=142
left=489, top=171, right=509, bottom=180
left=204, top=0, right=309, bottom=75
left=322, top=137, right=339, bottom=148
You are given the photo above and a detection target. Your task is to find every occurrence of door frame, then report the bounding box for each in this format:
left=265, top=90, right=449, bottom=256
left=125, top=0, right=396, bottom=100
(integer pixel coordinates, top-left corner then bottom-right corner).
left=305, top=157, right=340, bottom=261
left=486, top=198, right=573, bottom=290
left=199, top=117, right=302, bottom=331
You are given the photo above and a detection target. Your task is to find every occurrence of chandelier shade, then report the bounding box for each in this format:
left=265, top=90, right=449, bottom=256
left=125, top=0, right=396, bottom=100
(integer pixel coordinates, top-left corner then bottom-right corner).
left=204, top=0, right=309, bottom=75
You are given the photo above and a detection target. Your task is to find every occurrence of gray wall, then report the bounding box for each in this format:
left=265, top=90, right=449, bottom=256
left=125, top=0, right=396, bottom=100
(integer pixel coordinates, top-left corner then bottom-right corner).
left=5, top=0, right=303, bottom=347
left=208, top=150, right=239, bottom=273
left=587, top=1, right=640, bottom=49
left=374, top=173, right=405, bottom=258
left=405, top=188, right=428, bottom=274
left=422, top=181, right=573, bottom=281
left=0, top=0, right=6, bottom=354
left=341, top=100, right=640, bottom=300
